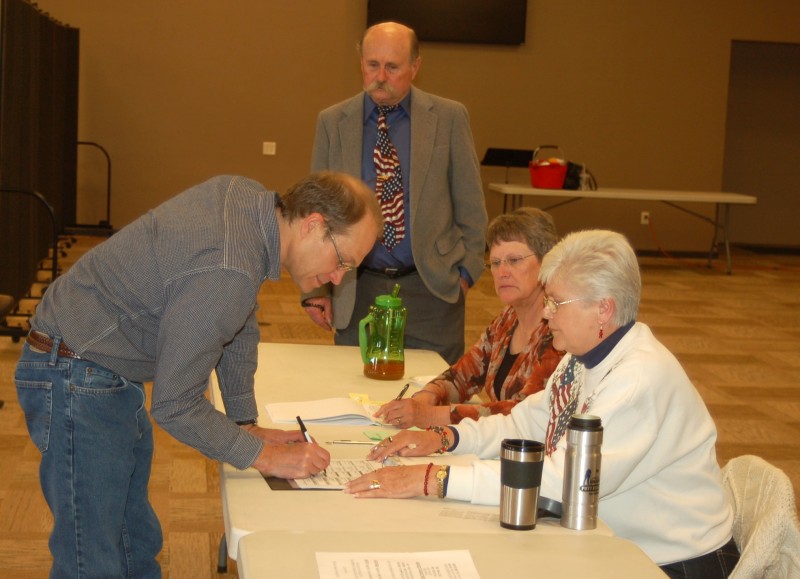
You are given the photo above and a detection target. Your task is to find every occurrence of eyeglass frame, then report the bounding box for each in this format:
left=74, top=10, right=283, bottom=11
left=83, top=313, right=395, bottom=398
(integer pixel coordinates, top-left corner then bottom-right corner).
left=485, top=254, right=535, bottom=271
left=543, top=294, right=587, bottom=313
left=325, top=226, right=354, bottom=272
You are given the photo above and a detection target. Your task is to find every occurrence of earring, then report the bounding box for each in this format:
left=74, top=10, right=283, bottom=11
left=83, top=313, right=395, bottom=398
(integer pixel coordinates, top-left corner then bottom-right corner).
left=598, top=325, right=604, bottom=339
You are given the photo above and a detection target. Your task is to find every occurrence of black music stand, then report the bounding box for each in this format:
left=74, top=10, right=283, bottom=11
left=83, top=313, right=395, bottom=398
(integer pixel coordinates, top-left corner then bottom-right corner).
left=481, top=148, right=533, bottom=212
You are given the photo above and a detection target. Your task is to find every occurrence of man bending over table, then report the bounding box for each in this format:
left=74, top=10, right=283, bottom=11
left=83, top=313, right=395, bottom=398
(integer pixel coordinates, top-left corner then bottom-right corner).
left=15, top=171, right=382, bottom=578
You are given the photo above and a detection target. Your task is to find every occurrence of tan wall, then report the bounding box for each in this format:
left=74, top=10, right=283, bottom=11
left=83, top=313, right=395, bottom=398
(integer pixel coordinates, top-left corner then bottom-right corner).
left=35, top=0, right=800, bottom=250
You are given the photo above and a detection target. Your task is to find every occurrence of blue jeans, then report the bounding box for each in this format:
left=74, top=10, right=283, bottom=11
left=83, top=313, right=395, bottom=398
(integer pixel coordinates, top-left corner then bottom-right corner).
left=15, top=340, right=162, bottom=578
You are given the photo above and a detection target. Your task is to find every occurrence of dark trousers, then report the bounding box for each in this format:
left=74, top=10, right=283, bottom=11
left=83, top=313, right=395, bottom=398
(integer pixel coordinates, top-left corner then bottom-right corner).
left=335, top=269, right=465, bottom=365
left=659, top=538, right=740, bottom=579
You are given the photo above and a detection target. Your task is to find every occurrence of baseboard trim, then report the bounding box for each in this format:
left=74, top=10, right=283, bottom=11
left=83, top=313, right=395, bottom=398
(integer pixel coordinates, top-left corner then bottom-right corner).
left=635, top=249, right=717, bottom=259
left=735, top=244, right=800, bottom=256
left=64, top=224, right=115, bottom=237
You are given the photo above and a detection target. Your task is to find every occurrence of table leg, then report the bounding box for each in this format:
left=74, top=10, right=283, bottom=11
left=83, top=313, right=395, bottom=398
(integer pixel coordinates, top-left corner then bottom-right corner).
left=707, top=204, right=721, bottom=269
left=721, top=204, right=733, bottom=275
left=708, top=203, right=733, bottom=274
left=662, top=200, right=735, bottom=274
left=217, top=533, right=228, bottom=573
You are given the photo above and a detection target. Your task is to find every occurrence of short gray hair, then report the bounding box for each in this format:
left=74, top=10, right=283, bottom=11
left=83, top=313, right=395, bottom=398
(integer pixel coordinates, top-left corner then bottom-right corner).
left=486, top=207, right=558, bottom=260
left=539, top=230, right=641, bottom=325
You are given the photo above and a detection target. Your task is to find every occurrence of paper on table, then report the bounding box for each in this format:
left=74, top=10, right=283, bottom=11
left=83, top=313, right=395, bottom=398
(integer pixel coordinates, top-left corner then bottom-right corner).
left=265, top=397, right=385, bottom=426
left=316, top=549, right=480, bottom=579
left=292, top=458, right=385, bottom=490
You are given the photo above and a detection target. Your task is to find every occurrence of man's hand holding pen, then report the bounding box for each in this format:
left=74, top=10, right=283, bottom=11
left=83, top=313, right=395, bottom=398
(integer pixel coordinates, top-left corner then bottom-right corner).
left=246, top=418, right=330, bottom=479
left=297, top=416, right=327, bottom=476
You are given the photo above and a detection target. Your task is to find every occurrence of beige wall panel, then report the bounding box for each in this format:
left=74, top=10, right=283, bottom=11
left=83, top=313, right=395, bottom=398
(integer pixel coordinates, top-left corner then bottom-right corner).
left=35, top=1, right=800, bottom=250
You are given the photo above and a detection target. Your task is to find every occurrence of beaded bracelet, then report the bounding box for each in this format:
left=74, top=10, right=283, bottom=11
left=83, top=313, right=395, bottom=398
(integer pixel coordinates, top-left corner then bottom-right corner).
left=427, top=426, right=450, bottom=454
left=423, top=462, right=434, bottom=496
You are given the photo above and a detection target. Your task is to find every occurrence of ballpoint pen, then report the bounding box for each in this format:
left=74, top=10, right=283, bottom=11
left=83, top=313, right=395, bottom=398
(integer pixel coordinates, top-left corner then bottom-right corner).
left=297, top=415, right=326, bottom=475
left=395, top=383, right=410, bottom=401
left=326, top=440, right=375, bottom=445
left=296, top=415, right=313, bottom=443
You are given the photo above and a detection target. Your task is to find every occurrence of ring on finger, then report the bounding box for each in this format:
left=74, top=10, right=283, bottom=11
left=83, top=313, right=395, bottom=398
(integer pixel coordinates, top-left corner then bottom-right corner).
left=369, top=479, right=381, bottom=490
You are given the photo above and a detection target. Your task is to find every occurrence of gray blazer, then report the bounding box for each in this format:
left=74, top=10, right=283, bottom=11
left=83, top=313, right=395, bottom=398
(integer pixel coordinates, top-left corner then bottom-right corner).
left=311, top=86, right=488, bottom=328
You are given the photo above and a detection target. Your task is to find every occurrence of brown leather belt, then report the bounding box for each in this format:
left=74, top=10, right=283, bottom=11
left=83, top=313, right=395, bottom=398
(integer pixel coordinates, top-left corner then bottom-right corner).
left=27, top=330, right=81, bottom=359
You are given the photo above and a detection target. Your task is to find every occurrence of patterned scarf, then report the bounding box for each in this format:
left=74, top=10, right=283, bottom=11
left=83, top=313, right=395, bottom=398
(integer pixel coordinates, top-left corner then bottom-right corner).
left=545, top=356, right=585, bottom=456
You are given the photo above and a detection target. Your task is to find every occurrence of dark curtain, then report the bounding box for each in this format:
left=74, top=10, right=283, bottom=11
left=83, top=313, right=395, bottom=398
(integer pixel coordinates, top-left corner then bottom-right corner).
left=0, top=0, right=78, bottom=301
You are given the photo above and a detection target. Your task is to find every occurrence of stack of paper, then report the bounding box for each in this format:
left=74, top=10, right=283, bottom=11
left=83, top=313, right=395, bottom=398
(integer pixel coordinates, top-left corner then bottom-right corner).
left=265, top=397, right=384, bottom=426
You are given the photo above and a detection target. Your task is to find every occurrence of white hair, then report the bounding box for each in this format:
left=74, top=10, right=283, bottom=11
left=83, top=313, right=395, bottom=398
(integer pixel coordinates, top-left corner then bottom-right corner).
left=539, top=230, right=641, bottom=325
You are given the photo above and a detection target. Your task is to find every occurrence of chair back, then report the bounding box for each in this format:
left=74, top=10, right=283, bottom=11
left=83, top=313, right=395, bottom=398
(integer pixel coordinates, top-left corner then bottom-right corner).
left=721, top=455, right=800, bottom=578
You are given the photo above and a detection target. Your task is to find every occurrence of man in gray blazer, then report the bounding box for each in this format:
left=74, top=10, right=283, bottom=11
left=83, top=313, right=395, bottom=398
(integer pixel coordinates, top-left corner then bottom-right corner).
left=303, top=21, right=487, bottom=365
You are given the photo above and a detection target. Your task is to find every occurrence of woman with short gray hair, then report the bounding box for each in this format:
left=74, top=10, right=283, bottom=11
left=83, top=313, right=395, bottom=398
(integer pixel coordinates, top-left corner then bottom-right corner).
left=375, top=207, right=563, bottom=428
left=352, top=229, right=739, bottom=577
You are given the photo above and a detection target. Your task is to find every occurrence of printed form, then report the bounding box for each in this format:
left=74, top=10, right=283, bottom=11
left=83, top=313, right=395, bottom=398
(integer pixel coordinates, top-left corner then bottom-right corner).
left=316, top=550, right=480, bottom=578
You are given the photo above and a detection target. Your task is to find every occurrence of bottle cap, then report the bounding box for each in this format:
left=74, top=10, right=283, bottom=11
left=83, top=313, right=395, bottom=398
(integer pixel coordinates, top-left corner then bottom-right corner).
left=375, top=284, right=403, bottom=307
left=568, top=414, right=602, bottom=431
left=374, top=294, right=402, bottom=308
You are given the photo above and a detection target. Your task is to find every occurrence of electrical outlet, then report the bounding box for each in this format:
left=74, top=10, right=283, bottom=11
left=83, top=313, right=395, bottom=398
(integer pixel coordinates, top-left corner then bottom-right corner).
left=640, top=211, right=650, bottom=226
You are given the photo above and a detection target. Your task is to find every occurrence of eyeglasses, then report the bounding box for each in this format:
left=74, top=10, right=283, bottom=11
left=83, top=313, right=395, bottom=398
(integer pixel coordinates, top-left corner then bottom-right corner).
left=326, top=227, right=354, bottom=272
left=485, top=254, right=534, bottom=270
left=543, top=294, right=587, bottom=313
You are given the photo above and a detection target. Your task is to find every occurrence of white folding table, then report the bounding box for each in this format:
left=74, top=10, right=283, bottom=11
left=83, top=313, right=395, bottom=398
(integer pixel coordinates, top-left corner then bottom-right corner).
left=209, top=342, right=661, bottom=577
left=488, top=183, right=757, bottom=274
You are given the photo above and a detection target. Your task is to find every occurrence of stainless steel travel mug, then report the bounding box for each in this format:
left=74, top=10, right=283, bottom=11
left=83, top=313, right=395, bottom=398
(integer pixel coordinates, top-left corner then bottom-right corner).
left=561, top=414, right=603, bottom=530
left=500, top=439, right=544, bottom=530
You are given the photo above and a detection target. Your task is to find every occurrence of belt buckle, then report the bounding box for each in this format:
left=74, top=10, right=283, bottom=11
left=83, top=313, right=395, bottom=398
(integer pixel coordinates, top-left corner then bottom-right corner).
left=384, top=268, right=400, bottom=278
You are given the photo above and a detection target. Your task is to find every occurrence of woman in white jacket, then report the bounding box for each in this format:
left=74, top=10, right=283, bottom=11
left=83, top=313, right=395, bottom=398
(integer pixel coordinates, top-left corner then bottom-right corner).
left=346, top=229, right=739, bottom=577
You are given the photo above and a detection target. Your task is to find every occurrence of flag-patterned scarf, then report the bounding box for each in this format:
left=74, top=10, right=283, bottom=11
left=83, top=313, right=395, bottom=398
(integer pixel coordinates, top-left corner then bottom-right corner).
left=545, top=356, right=585, bottom=455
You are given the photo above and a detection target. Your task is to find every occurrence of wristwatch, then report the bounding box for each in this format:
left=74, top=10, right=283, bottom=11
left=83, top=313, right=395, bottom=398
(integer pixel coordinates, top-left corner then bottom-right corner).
left=436, top=465, right=449, bottom=499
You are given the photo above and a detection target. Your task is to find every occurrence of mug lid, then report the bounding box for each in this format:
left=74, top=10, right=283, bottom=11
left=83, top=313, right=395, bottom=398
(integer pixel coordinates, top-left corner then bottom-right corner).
left=568, top=414, right=602, bottom=430
left=375, top=294, right=403, bottom=307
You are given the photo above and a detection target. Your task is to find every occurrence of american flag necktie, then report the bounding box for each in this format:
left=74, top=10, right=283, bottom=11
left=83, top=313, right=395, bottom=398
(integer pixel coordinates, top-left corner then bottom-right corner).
left=373, top=105, right=405, bottom=251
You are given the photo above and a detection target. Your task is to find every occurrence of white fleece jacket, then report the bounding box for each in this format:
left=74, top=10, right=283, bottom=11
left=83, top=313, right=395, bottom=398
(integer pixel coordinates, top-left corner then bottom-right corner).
left=447, top=322, right=733, bottom=565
